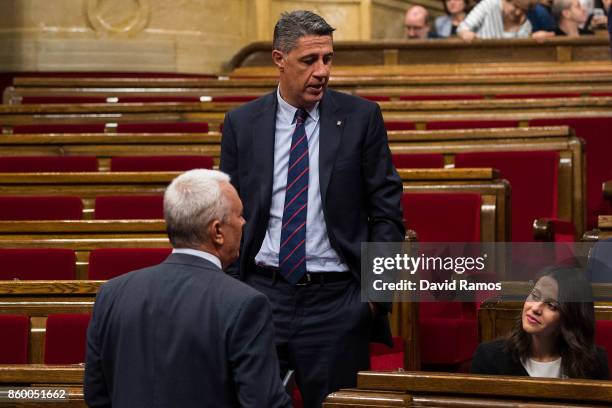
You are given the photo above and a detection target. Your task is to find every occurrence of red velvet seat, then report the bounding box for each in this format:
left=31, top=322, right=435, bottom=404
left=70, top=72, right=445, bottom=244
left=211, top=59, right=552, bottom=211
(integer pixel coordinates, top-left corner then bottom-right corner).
left=20, top=96, right=108, bottom=104
left=385, top=121, right=416, bottom=131
left=0, top=314, right=29, bottom=363
left=115, top=122, right=209, bottom=133
left=117, top=96, right=201, bottom=103
left=94, top=195, right=163, bottom=219
left=392, top=153, right=444, bottom=169
left=494, top=93, right=581, bottom=99
left=88, top=248, right=172, bottom=280
left=0, top=156, right=98, bottom=172
left=11, top=123, right=107, bottom=134
left=211, top=95, right=259, bottom=103
left=359, top=95, right=391, bottom=102
left=401, top=192, right=481, bottom=367
left=369, top=336, right=405, bottom=370
left=426, top=120, right=519, bottom=130
left=0, top=248, right=76, bottom=280
left=595, top=320, right=612, bottom=373
left=0, top=196, right=83, bottom=220
left=110, top=155, right=213, bottom=172
left=454, top=150, right=571, bottom=242
left=529, top=117, right=612, bottom=230
left=44, top=313, right=91, bottom=364
left=399, top=94, right=483, bottom=101
left=402, top=192, right=481, bottom=242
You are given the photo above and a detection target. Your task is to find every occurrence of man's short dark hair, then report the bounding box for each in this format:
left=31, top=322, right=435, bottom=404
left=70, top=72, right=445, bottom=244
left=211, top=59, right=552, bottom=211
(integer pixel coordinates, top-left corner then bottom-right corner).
left=273, top=10, right=335, bottom=54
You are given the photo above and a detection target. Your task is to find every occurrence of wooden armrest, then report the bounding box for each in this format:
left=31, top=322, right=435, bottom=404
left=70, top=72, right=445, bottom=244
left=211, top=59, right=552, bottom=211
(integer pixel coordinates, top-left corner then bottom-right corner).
left=533, top=218, right=575, bottom=241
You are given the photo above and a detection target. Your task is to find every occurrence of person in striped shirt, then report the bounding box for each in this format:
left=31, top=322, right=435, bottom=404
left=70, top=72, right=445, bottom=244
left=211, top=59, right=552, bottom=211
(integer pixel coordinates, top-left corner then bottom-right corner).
left=457, top=0, right=538, bottom=40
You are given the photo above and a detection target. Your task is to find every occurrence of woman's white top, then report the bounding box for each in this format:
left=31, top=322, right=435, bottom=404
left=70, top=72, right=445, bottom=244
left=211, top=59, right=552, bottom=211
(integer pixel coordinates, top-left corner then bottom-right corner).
left=521, top=357, right=566, bottom=378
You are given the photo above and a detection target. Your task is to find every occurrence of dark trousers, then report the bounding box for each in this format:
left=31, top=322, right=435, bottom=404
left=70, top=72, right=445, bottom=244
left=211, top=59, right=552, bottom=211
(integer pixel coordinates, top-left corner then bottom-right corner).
left=246, top=272, right=372, bottom=408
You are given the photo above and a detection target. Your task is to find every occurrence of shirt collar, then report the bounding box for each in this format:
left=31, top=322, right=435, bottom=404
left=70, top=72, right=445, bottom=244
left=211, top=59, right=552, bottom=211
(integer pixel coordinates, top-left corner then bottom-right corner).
left=276, top=87, right=320, bottom=124
left=171, top=248, right=222, bottom=270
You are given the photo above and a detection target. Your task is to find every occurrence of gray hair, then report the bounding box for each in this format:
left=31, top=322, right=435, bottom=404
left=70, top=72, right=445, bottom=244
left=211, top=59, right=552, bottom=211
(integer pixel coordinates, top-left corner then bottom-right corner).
left=552, top=0, right=572, bottom=20
left=164, top=169, right=231, bottom=248
left=273, top=10, right=335, bottom=54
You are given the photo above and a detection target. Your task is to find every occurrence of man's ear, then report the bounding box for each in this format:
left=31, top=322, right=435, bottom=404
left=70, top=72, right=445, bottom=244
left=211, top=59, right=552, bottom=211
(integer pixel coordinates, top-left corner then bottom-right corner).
left=210, top=219, right=224, bottom=246
left=561, top=8, right=570, bottom=19
left=272, top=50, right=285, bottom=72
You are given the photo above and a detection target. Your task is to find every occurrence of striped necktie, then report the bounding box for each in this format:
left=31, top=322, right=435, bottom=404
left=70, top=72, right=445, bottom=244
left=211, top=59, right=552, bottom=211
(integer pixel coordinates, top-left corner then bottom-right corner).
left=279, top=108, right=309, bottom=284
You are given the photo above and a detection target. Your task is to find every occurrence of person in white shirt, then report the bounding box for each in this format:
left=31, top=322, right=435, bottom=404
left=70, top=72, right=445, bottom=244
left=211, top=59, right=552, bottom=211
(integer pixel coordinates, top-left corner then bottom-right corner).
left=457, top=0, right=537, bottom=40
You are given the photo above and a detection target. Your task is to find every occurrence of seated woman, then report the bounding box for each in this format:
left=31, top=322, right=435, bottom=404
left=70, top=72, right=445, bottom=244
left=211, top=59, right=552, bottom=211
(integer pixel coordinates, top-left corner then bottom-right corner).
left=435, top=0, right=471, bottom=37
left=471, top=267, right=610, bottom=379
left=457, top=0, right=538, bottom=40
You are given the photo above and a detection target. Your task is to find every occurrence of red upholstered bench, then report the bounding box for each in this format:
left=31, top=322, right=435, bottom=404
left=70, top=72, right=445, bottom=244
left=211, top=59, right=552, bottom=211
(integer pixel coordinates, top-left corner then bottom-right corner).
left=399, top=94, right=484, bottom=101
left=110, top=155, right=213, bottom=172
left=392, top=153, right=444, bottom=169
left=88, top=248, right=172, bottom=280
left=0, top=156, right=98, bottom=172
left=360, top=95, right=391, bottom=102
left=401, top=192, right=482, bottom=368
left=20, top=96, right=108, bottom=104
left=0, top=248, right=76, bottom=280
left=494, top=93, right=582, bottom=99
left=369, top=336, right=405, bottom=370
left=211, top=95, right=259, bottom=103
left=44, top=313, right=91, bottom=364
left=529, top=117, right=612, bottom=230
left=454, top=150, right=573, bottom=243
left=0, top=314, right=29, bottom=363
left=11, top=123, right=107, bottom=134
left=117, top=96, right=201, bottom=103
left=0, top=196, right=83, bottom=220
left=94, top=195, right=164, bottom=220
left=426, top=120, right=519, bottom=130
left=115, top=122, right=209, bottom=133
left=385, top=121, right=416, bottom=131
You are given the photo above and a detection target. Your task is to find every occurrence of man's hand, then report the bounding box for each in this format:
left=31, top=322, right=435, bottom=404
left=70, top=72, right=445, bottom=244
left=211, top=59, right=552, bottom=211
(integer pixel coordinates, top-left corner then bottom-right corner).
left=532, top=31, right=555, bottom=43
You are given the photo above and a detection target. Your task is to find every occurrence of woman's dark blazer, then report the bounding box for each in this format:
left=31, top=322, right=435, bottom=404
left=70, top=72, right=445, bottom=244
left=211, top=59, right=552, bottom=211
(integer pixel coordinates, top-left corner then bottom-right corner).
left=471, top=339, right=610, bottom=380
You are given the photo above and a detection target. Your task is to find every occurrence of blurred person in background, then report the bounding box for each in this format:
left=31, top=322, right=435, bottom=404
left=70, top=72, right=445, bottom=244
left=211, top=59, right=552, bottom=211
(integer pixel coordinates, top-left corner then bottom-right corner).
left=457, top=0, right=539, bottom=40
left=553, top=0, right=593, bottom=35
left=405, top=6, right=438, bottom=38
left=435, top=0, right=471, bottom=37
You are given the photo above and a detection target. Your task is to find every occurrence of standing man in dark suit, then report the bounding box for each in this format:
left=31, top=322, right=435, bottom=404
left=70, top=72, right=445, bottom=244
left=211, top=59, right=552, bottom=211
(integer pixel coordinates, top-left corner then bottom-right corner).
left=84, top=169, right=291, bottom=408
left=220, top=10, right=405, bottom=407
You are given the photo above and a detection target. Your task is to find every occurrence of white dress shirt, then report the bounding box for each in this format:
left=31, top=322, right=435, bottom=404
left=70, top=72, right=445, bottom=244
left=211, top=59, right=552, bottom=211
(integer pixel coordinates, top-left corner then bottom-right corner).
left=254, top=89, right=348, bottom=272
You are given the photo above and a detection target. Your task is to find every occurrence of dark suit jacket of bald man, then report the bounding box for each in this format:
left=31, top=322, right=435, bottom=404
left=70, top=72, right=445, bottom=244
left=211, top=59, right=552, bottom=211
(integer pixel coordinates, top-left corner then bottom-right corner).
left=220, top=89, right=405, bottom=346
left=84, top=253, right=291, bottom=408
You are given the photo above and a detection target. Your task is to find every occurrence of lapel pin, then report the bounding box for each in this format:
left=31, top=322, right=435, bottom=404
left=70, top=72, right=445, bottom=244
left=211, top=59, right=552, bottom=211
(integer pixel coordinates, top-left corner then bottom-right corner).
left=336, top=120, right=342, bottom=126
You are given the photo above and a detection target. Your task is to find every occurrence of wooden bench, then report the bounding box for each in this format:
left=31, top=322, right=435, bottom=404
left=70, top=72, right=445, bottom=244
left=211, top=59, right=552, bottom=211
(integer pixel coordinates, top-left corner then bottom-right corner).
left=0, top=169, right=507, bottom=370
left=323, top=371, right=612, bottom=407
left=0, top=126, right=582, bottom=239
left=7, top=63, right=612, bottom=103
left=0, top=365, right=85, bottom=407
left=584, top=216, right=612, bottom=242
left=0, top=97, right=611, bottom=132
left=227, top=38, right=612, bottom=71
left=0, top=132, right=222, bottom=168
left=390, top=126, right=584, bottom=239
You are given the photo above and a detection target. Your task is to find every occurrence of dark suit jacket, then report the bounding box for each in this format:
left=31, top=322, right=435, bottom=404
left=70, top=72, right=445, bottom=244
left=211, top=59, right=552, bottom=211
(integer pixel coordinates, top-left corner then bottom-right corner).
left=471, top=339, right=610, bottom=380
left=84, top=253, right=291, bottom=408
left=220, top=89, right=405, bottom=345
